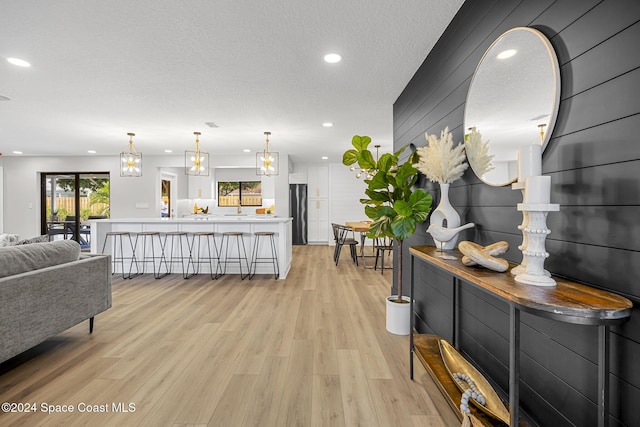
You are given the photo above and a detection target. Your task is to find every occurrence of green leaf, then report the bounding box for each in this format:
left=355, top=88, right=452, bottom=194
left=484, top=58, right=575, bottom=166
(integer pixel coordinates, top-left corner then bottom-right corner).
left=342, top=149, right=359, bottom=166
left=368, top=214, right=394, bottom=237
left=377, top=153, right=394, bottom=173
left=377, top=205, right=396, bottom=218
left=364, top=205, right=379, bottom=220
left=393, top=144, right=408, bottom=158
left=357, top=150, right=376, bottom=170
left=395, top=162, right=417, bottom=189
left=408, top=149, right=420, bottom=165
left=414, top=210, right=429, bottom=223
left=365, top=187, right=389, bottom=202
left=394, top=200, right=412, bottom=216
left=352, top=135, right=371, bottom=151
left=391, top=216, right=417, bottom=240
left=368, top=170, right=389, bottom=190
left=409, top=188, right=432, bottom=212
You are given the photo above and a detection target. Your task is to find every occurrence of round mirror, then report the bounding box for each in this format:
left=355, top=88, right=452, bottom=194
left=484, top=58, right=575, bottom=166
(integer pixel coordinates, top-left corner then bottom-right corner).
left=464, top=27, right=560, bottom=186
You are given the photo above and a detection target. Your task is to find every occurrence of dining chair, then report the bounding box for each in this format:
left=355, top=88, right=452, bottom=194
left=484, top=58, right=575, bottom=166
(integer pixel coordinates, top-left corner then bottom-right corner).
left=374, top=236, right=394, bottom=274
left=332, top=224, right=359, bottom=266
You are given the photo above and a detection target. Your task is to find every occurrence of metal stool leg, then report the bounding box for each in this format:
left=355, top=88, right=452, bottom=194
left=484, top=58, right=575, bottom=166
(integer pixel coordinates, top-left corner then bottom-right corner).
left=130, top=232, right=162, bottom=279
left=186, top=232, right=219, bottom=279
left=220, top=232, right=250, bottom=280
left=101, top=232, right=137, bottom=279
left=249, top=232, right=279, bottom=279
left=158, top=232, right=187, bottom=278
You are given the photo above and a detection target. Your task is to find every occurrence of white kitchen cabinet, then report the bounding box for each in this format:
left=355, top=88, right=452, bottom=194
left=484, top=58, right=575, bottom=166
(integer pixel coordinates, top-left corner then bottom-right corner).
left=307, top=166, right=329, bottom=198
left=307, top=198, right=329, bottom=243
left=307, top=166, right=329, bottom=243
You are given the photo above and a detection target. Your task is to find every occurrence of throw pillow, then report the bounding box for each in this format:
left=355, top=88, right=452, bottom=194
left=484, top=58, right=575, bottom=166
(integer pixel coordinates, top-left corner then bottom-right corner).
left=12, top=235, right=50, bottom=245
left=0, top=234, right=20, bottom=247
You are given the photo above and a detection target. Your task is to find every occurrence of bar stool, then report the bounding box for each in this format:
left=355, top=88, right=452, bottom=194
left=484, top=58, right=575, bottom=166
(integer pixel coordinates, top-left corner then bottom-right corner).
left=130, top=231, right=163, bottom=279
left=249, top=231, right=279, bottom=279
left=186, top=231, right=220, bottom=279
left=100, top=231, right=138, bottom=279
left=219, top=231, right=250, bottom=280
left=158, top=231, right=191, bottom=279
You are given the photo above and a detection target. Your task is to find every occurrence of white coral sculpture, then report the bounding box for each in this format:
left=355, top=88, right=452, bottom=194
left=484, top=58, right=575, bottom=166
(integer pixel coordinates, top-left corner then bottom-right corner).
left=464, top=126, right=494, bottom=177
left=414, top=127, right=468, bottom=184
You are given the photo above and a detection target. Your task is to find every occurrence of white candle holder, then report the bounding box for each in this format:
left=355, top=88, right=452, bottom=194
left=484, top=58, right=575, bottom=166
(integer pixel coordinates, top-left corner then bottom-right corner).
left=515, top=203, right=559, bottom=286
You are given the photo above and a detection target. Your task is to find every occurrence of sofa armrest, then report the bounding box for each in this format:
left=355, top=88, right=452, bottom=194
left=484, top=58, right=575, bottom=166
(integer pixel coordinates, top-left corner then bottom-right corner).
left=0, top=254, right=112, bottom=363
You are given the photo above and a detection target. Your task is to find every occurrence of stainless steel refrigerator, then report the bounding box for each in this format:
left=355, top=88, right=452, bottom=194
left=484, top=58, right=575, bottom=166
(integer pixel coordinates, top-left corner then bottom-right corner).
left=289, top=184, right=308, bottom=245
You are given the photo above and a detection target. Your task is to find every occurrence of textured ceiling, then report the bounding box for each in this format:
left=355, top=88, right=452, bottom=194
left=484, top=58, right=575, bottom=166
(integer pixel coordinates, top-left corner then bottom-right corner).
left=0, top=0, right=464, bottom=164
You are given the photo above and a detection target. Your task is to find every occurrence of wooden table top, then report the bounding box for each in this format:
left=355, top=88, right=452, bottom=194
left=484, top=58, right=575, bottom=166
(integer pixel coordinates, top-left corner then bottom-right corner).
left=410, top=245, right=633, bottom=325
left=345, top=221, right=371, bottom=233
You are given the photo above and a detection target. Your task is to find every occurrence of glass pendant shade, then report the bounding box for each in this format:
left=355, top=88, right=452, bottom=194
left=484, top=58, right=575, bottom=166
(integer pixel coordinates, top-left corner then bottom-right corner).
left=185, top=131, right=210, bottom=176
left=256, top=131, right=279, bottom=176
left=120, top=132, right=142, bottom=177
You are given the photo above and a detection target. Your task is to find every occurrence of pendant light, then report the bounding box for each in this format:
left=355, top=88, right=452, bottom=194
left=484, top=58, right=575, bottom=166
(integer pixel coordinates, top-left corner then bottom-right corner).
left=256, top=131, right=279, bottom=176
left=185, top=131, right=209, bottom=176
left=120, top=132, right=142, bottom=177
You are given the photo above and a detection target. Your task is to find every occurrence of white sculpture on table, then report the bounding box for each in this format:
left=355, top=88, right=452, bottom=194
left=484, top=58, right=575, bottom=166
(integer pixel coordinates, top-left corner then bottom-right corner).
left=427, top=222, right=475, bottom=250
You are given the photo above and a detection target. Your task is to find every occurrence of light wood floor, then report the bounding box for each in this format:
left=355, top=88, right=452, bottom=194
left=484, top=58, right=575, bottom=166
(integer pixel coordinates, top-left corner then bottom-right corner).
left=0, top=245, right=457, bottom=427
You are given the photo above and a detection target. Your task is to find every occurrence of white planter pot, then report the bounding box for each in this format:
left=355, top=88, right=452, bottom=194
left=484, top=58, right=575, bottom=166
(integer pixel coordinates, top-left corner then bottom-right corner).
left=386, top=295, right=411, bottom=335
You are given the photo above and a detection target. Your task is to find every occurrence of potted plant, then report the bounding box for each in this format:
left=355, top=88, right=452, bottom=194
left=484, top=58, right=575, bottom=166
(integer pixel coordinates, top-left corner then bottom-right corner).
left=343, top=135, right=432, bottom=335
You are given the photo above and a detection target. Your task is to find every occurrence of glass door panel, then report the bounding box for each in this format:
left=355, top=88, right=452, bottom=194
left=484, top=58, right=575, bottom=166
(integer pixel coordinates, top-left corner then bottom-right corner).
left=41, top=172, right=110, bottom=249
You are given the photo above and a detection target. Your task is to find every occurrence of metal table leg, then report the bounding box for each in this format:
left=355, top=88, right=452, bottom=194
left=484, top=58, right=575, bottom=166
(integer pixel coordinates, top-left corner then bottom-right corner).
left=598, top=325, right=610, bottom=427
left=509, top=305, right=520, bottom=426
left=410, top=254, right=415, bottom=380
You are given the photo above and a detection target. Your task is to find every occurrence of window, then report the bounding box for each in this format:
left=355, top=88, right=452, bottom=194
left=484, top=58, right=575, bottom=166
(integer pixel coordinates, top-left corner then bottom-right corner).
left=218, top=181, right=262, bottom=206
left=40, top=172, right=110, bottom=249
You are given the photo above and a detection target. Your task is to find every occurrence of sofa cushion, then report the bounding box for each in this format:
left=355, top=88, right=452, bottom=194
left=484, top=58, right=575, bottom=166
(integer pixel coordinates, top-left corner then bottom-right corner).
left=0, top=240, right=81, bottom=279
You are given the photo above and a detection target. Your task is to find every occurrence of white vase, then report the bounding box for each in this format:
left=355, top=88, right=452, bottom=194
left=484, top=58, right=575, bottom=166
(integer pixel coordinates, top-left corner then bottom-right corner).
left=429, top=183, right=461, bottom=250
left=386, top=295, right=411, bottom=335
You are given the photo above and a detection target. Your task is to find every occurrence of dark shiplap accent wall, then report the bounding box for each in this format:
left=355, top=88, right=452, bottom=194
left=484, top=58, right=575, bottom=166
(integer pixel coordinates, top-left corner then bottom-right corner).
left=394, top=0, right=640, bottom=425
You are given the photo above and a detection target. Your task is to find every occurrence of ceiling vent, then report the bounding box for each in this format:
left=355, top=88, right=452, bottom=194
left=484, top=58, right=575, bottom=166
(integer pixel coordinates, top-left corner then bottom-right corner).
left=0, top=94, right=11, bottom=101
left=204, top=121, right=219, bottom=128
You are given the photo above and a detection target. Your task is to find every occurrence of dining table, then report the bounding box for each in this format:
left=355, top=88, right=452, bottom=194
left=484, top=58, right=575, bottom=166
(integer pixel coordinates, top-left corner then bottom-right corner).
left=46, top=221, right=91, bottom=247
left=345, top=221, right=375, bottom=267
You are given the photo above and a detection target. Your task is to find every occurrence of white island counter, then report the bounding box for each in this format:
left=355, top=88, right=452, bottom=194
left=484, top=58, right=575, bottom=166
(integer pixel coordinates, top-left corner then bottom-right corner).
left=90, top=216, right=292, bottom=279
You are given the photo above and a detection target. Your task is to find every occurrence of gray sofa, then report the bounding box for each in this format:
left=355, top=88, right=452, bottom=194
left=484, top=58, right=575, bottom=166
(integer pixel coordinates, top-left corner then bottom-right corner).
left=0, top=240, right=112, bottom=363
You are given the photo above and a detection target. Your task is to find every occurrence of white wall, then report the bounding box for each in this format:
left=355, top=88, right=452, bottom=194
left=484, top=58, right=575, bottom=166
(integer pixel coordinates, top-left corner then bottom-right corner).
left=1, top=153, right=290, bottom=239
left=328, top=163, right=369, bottom=225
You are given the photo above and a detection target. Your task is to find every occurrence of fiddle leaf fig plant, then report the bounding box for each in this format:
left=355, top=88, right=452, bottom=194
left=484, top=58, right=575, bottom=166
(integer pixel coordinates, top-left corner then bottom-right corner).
left=343, top=135, right=432, bottom=302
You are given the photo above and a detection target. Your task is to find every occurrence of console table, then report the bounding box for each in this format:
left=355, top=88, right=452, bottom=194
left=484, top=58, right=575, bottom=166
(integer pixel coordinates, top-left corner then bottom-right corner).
left=409, top=246, right=632, bottom=427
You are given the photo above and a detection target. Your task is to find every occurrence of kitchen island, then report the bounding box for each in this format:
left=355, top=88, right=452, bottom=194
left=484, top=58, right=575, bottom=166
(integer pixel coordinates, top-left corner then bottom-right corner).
left=90, top=216, right=292, bottom=279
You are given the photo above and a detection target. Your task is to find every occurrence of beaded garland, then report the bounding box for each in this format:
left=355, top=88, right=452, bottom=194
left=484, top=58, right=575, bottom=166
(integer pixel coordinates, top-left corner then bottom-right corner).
left=452, top=372, right=486, bottom=415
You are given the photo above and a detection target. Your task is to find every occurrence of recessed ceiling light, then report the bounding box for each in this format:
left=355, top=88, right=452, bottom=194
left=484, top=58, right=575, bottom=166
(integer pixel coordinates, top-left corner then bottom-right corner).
left=243, top=149, right=251, bottom=153
left=164, top=149, right=173, bottom=153
left=324, top=53, right=342, bottom=63
left=87, top=150, right=96, bottom=154
left=7, top=58, right=31, bottom=67
left=322, top=122, right=333, bottom=127
left=321, top=156, right=328, bottom=160
left=12, top=150, right=23, bottom=154
left=496, top=49, right=517, bottom=60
